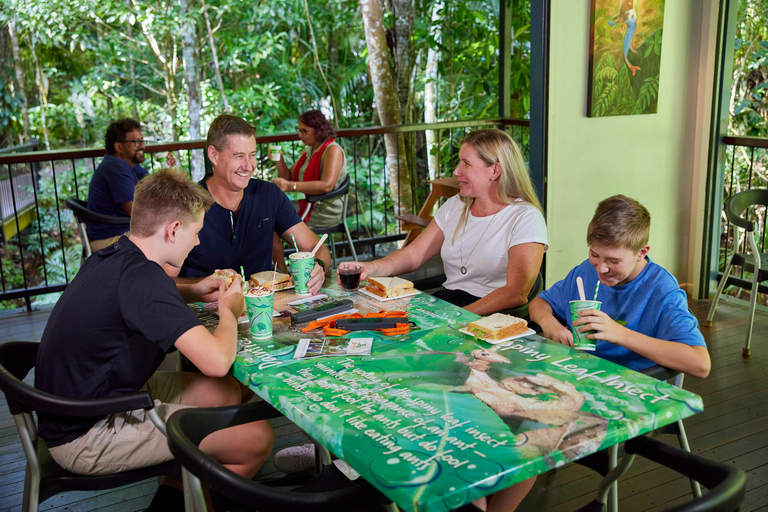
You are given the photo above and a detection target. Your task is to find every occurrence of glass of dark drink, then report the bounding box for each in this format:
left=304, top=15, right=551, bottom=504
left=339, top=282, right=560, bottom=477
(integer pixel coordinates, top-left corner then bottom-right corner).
left=338, top=265, right=363, bottom=291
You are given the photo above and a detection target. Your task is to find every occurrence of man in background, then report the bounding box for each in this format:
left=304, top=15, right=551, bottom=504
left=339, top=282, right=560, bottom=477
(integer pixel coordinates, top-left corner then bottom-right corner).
left=86, top=118, right=175, bottom=252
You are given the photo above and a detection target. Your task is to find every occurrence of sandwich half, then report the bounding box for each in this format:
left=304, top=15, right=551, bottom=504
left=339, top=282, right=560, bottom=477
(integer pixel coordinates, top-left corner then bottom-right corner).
left=249, top=271, right=293, bottom=291
left=467, top=313, right=528, bottom=341
left=365, top=276, right=415, bottom=298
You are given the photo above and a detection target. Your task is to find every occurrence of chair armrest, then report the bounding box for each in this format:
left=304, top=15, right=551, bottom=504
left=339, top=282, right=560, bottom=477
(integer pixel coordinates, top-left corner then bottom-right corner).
left=624, top=436, right=746, bottom=512
left=305, top=186, right=346, bottom=203
left=17, top=388, right=156, bottom=417
left=639, top=364, right=679, bottom=381
left=65, top=197, right=131, bottom=225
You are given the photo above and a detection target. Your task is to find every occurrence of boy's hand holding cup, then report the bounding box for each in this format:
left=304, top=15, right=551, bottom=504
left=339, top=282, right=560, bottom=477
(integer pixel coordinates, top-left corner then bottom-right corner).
left=569, top=300, right=601, bottom=351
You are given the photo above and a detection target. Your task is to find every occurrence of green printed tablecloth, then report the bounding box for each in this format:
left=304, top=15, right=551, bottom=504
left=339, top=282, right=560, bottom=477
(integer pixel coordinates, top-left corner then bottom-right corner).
left=194, top=289, right=702, bottom=512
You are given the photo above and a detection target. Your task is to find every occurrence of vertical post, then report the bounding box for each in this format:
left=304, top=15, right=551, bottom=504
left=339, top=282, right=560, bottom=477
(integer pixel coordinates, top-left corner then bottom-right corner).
left=499, top=0, right=512, bottom=119
left=529, top=0, right=549, bottom=212
left=700, top=0, right=739, bottom=298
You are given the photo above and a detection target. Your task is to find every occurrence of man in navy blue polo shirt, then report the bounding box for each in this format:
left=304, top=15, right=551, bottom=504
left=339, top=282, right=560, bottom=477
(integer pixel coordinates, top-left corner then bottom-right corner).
left=87, top=118, right=176, bottom=252
left=179, top=114, right=330, bottom=294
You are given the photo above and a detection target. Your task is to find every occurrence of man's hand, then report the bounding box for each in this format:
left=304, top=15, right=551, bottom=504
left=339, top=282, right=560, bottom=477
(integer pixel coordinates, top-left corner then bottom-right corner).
left=218, top=275, right=245, bottom=319
left=308, top=263, right=325, bottom=294
left=573, top=309, right=626, bottom=345
left=545, top=323, right=574, bottom=347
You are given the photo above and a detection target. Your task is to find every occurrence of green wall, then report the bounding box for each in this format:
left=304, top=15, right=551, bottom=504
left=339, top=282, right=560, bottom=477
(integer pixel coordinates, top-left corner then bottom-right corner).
left=545, top=0, right=718, bottom=295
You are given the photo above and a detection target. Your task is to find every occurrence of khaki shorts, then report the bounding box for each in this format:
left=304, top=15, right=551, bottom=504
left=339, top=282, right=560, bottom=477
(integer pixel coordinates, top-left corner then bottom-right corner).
left=48, top=371, right=192, bottom=475
left=89, top=233, right=127, bottom=253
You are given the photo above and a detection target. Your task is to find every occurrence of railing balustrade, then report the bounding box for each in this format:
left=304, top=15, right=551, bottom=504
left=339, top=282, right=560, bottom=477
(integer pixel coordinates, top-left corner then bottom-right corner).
left=0, top=118, right=529, bottom=311
left=715, top=135, right=768, bottom=297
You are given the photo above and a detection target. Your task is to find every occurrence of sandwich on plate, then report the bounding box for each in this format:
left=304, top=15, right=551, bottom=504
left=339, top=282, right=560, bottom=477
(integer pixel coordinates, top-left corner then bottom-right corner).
left=364, top=276, right=415, bottom=299
left=467, top=313, right=528, bottom=341
left=249, top=271, right=294, bottom=291
left=213, top=269, right=237, bottom=287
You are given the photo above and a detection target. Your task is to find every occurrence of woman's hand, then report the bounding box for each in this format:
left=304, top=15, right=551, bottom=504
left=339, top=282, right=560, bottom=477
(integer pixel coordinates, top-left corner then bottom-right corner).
left=336, top=261, right=374, bottom=286
left=271, top=177, right=291, bottom=192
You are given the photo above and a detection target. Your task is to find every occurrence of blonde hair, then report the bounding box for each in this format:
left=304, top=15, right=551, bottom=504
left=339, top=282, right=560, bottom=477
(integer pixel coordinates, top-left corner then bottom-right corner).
left=587, top=195, right=650, bottom=252
left=130, top=168, right=214, bottom=237
left=452, top=129, right=542, bottom=243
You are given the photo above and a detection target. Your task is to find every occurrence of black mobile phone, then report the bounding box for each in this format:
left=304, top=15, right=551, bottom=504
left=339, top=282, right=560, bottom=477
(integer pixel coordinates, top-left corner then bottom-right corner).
left=335, top=317, right=405, bottom=331
left=291, top=299, right=354, bottom=324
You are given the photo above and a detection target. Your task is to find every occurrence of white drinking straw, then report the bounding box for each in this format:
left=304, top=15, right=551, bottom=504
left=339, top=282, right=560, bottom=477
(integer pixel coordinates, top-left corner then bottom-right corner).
left=576, top=277, right=586, bottom=301
left=271, top=262, right=277, bottom=289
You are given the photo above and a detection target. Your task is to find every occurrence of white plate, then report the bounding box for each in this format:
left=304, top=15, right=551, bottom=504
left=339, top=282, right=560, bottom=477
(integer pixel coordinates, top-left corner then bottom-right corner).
left=357, top=288, right=421, bottom=302
left=459, top=326, right=536, bottom=344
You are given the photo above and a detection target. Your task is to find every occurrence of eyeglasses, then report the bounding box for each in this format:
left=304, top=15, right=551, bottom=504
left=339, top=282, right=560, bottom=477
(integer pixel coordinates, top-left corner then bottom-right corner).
left=297, top=128, right=311, bottom=135
left=120, top=139, right=145, bottom=146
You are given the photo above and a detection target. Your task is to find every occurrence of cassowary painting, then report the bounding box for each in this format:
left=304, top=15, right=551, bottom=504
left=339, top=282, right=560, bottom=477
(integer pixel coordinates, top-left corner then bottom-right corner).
left=587, top=0, right=666, bottom=117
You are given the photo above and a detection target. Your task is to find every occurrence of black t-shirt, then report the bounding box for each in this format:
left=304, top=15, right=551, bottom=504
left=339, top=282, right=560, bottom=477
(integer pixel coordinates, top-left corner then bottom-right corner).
left=35, top=237, right=202, bottom=447
left=180, top=178, right=301, bottom=278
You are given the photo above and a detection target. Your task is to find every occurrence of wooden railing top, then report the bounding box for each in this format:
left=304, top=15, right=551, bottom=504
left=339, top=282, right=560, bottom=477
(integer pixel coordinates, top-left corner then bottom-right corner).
left=0, top=118, right=529, bottom=166
left=723, top=135, right=768, bottom=149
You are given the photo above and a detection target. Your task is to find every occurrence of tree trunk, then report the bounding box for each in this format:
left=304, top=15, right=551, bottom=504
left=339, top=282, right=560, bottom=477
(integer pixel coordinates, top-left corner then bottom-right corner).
left=125, top=0, right=138, bottom=120
left=8, top=21, right=30, bottom=144
left=359, top=0, right=412, bottom=217
left=424, top=0, right=443, bottom=182
left=391, top=0, right=415, bottom=125
left=201, top=0, right=230, bottom=113
left=29, top=43, right=50, bottom=150
left=179, top=0, right=204, bottom=180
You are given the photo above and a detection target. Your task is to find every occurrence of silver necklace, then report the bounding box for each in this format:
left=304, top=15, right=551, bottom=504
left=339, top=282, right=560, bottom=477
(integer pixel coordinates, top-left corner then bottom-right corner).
left=458, top=208, right=500, bottom=275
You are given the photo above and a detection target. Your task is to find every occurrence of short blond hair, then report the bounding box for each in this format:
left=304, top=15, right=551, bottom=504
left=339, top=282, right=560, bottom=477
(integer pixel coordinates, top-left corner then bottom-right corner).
left=587, top=195, right=650, bottom=252
left=130, top=169, right=214, bottom=237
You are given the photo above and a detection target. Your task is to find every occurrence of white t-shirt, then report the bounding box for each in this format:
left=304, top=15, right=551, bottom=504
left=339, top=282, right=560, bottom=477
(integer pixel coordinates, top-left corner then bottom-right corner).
left=434, top=195, right=548, bottom=298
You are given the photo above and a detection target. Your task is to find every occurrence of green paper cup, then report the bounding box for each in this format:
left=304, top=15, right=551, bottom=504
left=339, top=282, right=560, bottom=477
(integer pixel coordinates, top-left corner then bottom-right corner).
left=245, top=290, right=275, bottom=339
left=569, top=300, right=602, bottom=351
left=268, top=145, right=281, bottom=161
left=290, top=252, right=314, bottom=295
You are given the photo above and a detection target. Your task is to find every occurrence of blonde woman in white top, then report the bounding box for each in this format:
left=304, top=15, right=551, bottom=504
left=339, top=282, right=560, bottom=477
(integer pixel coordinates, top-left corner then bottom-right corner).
left=339, top=128, right=547, bottom=317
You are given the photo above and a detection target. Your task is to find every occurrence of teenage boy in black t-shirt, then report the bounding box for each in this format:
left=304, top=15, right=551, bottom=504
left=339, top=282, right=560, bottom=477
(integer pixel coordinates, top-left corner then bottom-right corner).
left=36, top=169, right=273, bottom=483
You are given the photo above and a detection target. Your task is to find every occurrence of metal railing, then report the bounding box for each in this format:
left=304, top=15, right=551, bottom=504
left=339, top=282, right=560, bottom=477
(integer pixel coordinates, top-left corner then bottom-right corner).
left=714, top=135, right=768, bottom=296
left=0, top=118, right=529, bottom=311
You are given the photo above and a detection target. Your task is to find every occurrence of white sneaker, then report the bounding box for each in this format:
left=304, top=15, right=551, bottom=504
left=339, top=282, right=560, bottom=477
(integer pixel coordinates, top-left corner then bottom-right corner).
left=273, top=444, right=317, bottom=474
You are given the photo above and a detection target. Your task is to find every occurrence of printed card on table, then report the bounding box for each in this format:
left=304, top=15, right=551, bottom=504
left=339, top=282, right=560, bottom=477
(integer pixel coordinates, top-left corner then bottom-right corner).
left=293, top=337, right=373, bottom=359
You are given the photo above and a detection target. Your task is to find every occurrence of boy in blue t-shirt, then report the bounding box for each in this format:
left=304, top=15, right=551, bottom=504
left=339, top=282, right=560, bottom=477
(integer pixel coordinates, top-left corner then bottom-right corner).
left=530, top=195, right=710, bottom=379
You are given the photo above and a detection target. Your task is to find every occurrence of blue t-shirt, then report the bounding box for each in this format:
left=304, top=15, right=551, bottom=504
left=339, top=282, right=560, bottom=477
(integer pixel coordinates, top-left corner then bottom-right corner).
left=538, top=257, right=706, bottom=371
left=180, top=178, right=301, bottom=278
left=86, top=154, right=148, bottom=240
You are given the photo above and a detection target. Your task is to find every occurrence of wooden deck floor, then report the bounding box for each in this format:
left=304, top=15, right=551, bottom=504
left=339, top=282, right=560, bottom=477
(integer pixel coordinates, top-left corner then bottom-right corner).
left=0, top=299, right=766, bottom=511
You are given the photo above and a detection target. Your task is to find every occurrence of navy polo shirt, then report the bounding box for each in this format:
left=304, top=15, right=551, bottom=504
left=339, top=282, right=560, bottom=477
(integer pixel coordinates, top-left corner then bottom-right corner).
left=180, top=178, right=301, bottom=278
left=86, top=154, right=148, bottom=240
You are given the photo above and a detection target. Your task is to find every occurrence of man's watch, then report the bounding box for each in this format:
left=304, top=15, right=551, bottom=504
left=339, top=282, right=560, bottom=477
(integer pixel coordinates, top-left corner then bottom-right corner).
left=314, top=258, right=326, bottom=270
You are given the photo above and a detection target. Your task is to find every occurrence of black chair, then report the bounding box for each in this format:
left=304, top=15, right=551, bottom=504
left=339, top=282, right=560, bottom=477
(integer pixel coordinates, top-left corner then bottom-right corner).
left=299, top=175, right=357, bottom=267
left=0, top=341, right=177, bottom=512
left=576, top=365, right=701, bottom=512
left=166, top=401, right=395, bottom=512
left=575, top=435, right=746, bottom=512
left=65, top=197, right=130, bottom=260
left=705, top=188, right=768, bottom=357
